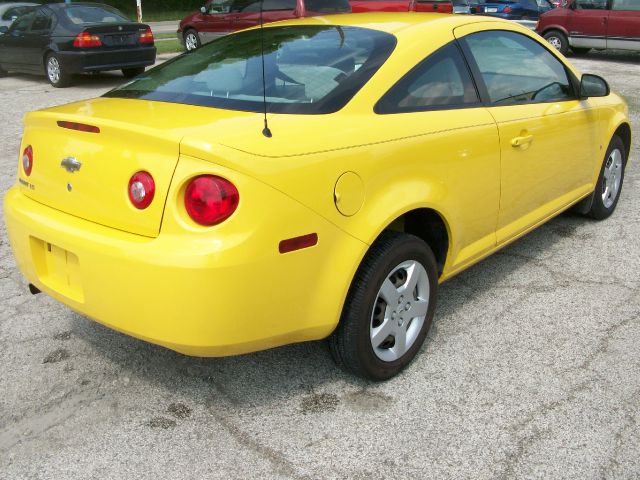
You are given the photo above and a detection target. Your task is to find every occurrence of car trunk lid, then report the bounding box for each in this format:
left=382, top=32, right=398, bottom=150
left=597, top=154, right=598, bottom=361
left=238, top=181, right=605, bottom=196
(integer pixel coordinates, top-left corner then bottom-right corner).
left=19, top=109, right=179, bottom=238
left=80, top=23, right=151, bottom=48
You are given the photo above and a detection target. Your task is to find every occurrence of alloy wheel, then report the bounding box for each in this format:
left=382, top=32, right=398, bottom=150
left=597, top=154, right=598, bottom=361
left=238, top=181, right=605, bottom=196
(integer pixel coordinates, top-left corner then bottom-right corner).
left=47, top=57, right=60, bottom=84
left=602, top=148, right=623, bottom=209
left=370, top=260, right=430, bottom=362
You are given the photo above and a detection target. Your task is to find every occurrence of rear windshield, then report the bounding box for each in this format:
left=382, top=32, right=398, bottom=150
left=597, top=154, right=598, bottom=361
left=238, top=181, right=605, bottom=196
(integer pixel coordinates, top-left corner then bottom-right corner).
left=106, top=26, right=396, bottom=114
left=63, top=6, right=129, bottom=24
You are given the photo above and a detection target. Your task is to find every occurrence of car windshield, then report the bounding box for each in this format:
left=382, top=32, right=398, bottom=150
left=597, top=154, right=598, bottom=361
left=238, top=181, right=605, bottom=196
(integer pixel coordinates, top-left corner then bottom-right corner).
left=63, top=6, right=129, bottom=24
left=106, top=25, right=396, bottom=114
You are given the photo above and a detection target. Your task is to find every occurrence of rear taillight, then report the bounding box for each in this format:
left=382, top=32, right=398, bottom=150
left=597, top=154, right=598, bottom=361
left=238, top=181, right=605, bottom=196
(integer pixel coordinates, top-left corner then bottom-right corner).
left=139, top=28, right=154, bottom=44
left=128, top=171, right=155, bottom=209
left=184, top=175, right=239, bottom=226
left=22, top=145, right=33, bottom=176
left=504, top=6, right=513, bottom=12
left=73, top=31, right=102, bottom=48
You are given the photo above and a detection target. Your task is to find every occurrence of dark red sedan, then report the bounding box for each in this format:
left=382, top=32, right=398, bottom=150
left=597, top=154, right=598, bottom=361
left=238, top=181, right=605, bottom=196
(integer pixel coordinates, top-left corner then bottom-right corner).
left=537, top=0, right=640, bottom=55
left=178, top=0, right=351, bottom=51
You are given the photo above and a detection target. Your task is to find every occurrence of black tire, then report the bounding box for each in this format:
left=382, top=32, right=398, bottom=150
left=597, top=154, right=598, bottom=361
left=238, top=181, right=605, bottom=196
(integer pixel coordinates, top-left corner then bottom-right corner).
left=45, top=52, right=71, bottom=88
left=571, top=47, right=591, bottom=55
left=543, top=30, right=569, bottom=55
left=122, top=67, right=145, bottom=79
left=329, top=231, right=438, bottom=381
left=585, top=135, right=626, bottom=220
left=0, top=65, right=7, bottom=77
left=183, top=29, right=201, bottom=51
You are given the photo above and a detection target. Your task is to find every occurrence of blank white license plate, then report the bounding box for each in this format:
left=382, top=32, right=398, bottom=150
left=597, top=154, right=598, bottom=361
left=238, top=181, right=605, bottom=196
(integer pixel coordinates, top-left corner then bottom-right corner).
left=486, top=7, right=498, bottom=12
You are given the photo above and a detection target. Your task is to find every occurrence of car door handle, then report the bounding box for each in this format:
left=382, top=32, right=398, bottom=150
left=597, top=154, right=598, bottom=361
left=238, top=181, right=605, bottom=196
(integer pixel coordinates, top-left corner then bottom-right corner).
left=511, top=134, right=534, bottom=148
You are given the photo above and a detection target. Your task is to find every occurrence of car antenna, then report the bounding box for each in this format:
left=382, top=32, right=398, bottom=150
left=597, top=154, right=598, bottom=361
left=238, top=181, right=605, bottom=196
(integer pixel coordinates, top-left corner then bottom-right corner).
left=260, top=0, right=272, bottom=138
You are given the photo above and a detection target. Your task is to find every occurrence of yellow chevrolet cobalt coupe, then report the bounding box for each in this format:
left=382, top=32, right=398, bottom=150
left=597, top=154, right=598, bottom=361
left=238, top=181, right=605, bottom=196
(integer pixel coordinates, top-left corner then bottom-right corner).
left=4, top=13, right=630, bottom=380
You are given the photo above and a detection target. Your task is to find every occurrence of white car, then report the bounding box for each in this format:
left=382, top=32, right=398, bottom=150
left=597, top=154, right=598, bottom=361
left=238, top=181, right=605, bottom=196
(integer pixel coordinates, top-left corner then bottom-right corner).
left=0, top=3, right=37, bottom=29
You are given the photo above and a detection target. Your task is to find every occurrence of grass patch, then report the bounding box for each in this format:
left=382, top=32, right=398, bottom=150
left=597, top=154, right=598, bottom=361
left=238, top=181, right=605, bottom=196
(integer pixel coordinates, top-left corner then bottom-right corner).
left=155, top=38, right=183, bottom=55
left=121, top=10, right=194, bottom=22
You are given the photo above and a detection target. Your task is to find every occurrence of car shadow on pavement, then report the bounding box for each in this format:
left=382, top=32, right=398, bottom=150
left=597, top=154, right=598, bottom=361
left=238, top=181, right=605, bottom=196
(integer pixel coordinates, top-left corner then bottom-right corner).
left=571, top=50, right=640, bottom=66
left=3, top=72, right=130, bottom=91
left=70, top=211, right=586, bottom=409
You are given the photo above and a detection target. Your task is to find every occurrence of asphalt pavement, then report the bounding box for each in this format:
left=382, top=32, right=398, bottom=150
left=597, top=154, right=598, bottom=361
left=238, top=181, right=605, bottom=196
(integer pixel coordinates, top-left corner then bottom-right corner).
left=0, top=51, right=638, bottom=479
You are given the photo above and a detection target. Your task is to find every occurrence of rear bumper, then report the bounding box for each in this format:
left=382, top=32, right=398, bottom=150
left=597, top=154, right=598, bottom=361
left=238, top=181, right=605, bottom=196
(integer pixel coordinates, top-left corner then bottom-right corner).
left=56, top=46, right=156, bottom=73
left=4, top=178, right=365, bottom=356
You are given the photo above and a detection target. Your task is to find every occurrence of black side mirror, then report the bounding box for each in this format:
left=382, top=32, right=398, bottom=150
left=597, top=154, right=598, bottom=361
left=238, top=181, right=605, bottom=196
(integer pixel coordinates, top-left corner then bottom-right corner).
left=580, top=74, right=609, bottom=98
left=0, top=26, right=8, bottom=35
left=200, top=6, right=208, bottom=14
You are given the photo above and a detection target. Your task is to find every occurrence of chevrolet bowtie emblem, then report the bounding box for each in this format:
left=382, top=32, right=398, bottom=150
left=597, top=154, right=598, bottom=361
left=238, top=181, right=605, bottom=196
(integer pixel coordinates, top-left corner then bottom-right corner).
left=61, top=157, right=82, bottom=173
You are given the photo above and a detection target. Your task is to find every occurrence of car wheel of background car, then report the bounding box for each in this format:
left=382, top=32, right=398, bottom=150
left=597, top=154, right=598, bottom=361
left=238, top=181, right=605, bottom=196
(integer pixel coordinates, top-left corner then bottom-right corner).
left=45, top=53, right=71, bottom=88
left=571, top=47, right=591, bottom=56
left=543, top=30, right=568, bottom=55
left=329, top=231, right=438, bottom=381
left=122, top=67, right=145, bottom=79
left=184, top=29, right=201, bottom=51
left=585, top=136, right=626, bottom=220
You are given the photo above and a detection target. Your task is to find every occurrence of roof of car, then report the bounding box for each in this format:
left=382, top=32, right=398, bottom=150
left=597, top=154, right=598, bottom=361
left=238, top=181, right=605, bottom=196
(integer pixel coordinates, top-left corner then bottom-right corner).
left=263, top=12, right=521, bottom=37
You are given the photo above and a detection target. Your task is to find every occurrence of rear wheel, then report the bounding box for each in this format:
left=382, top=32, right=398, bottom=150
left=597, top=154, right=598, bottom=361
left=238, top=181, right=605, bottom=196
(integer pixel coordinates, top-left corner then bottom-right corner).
left=184, top=29, right=201, bottom=51
left=122, top=67, right=145, bottom=78
left=543, top=30, right=569, bottom=55
left=329, top=231, right=438, bottom=381
left=45, top=53, right=71, bottom=88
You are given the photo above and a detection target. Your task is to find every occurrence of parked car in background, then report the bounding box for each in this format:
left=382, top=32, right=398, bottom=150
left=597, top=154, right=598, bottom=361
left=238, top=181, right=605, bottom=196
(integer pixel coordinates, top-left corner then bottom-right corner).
left=0, top=2, right=156, bottom=87
left=537, top=0, right=640, bottom=55
left=178, top=0, right=351, bottom=51
left=349, top=0, right=453, bottom=14
left=452, top=0, right=479, bottom=13
left=476, top=0, right=553, bottom=19
left=0, top=2, right=36, bottom=28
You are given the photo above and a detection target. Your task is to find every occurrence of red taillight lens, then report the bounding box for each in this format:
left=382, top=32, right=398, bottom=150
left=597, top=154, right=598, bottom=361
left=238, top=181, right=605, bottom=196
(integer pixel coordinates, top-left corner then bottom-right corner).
left=139, top=28, right=154, bottom=44
left=504, top=6, right=513, bottom=12
left=128, top=171, right=155, bottom=209
left=22, top=145, right=33, bottom=176
left=73, top=31, right=102, bottom=48
left=184, top=175, right=239, bottom=226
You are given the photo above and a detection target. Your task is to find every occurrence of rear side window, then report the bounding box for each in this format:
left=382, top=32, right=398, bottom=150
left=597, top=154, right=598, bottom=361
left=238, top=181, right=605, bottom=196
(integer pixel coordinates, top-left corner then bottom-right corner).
left=305, top=0, right=352, bottom=12
left=64, top=6, right=129, bottom=24
left=376, top=43, right=479, bottom=114
left=106, top=26, right=396, bottom=114
left=575, top=0, right=607, bottom=9
left=31, top=10, right=55, bottom=32
left=461, top=30, right=574, bottom=105
left=611, top=0, right=640, bottom=11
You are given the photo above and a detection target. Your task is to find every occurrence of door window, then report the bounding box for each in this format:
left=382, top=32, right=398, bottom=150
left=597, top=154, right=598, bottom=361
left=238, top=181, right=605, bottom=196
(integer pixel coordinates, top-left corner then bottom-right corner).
left=462, top=30, right=575, bottom=105
left=611, top=0, right=640, bottom=11
left=376, top=43, right=479, bottom=113
left=575, top=0, right=607, bottom=9
left=30, top=11, right=55, bottom=33
left=10, top=11, right=35, bottom=33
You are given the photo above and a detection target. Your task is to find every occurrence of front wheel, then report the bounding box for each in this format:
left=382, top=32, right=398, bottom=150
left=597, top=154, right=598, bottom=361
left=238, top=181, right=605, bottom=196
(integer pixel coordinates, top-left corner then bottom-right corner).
left=585, top=136, right=626, bottom=220
left=543, top=30, right=569, bottom=55
left=45, top=53, right=71, bottom=88
left=184, top=29, right=201, bottom=51
left=122, top=67, right=145, bottom=78
left=329, top=231, right=438, bottom=381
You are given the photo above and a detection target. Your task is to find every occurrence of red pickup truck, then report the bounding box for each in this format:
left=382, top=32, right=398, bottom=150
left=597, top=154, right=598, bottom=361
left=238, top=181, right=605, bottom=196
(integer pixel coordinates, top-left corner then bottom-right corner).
left=350, top=0, right=453, bottom=13
left=537, top=0, right=640, bottom=55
